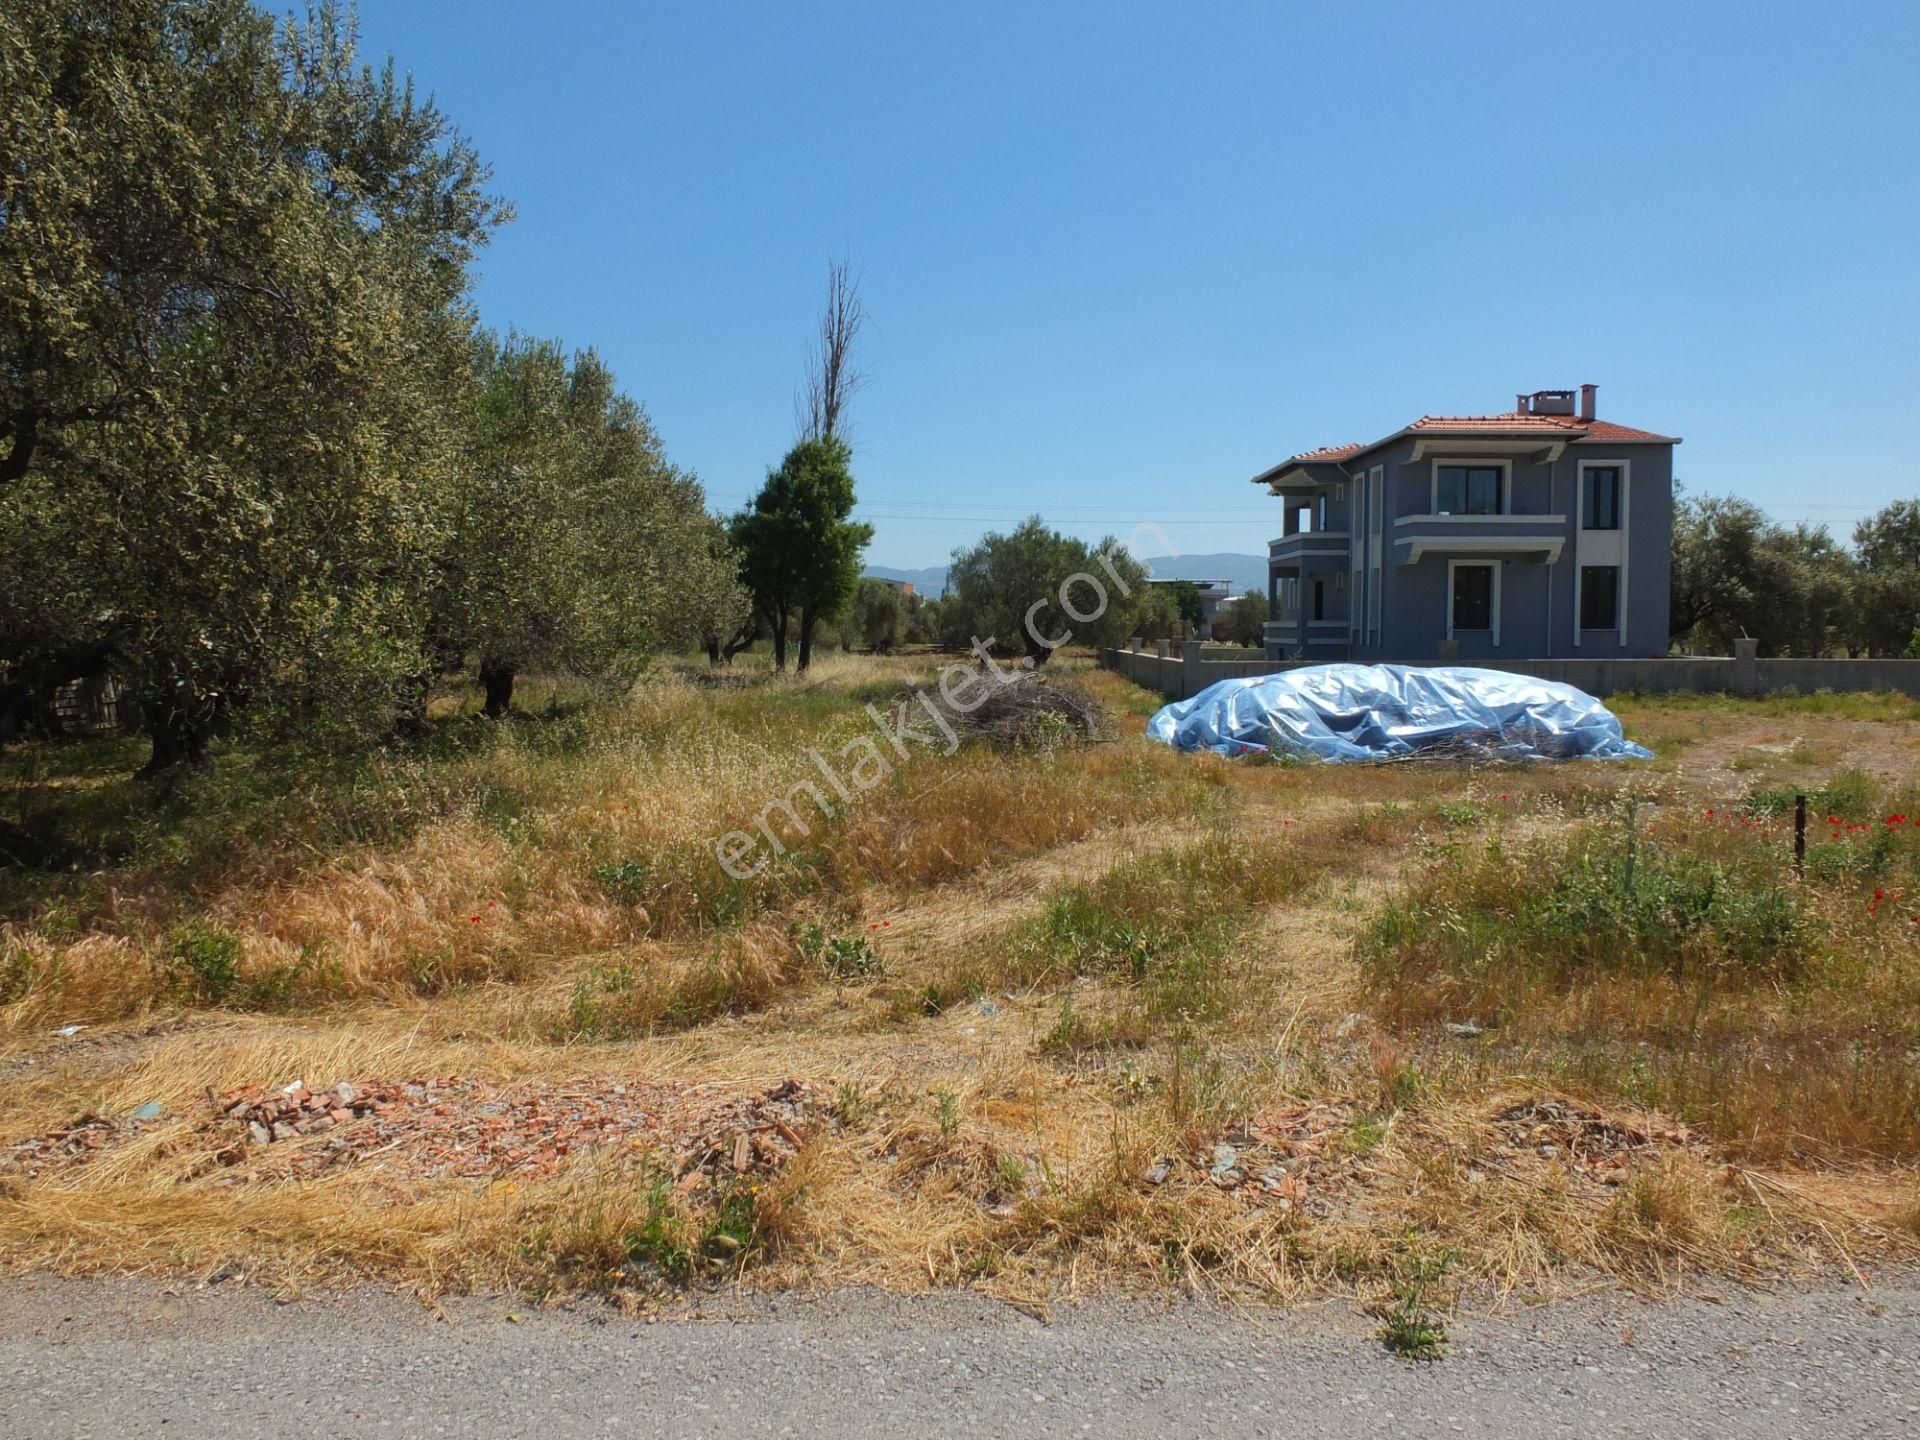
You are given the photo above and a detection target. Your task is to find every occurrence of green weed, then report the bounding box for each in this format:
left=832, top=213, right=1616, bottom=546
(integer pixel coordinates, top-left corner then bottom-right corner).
left=795, top=923, right=885, bottom=980
left=621, top=1169, right=695, bottom=1284
left=1378, top=1239, right=1454, bottom=1361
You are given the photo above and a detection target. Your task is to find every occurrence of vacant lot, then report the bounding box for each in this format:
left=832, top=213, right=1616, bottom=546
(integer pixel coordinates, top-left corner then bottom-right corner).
left=2, top=656, right=1916, bottom=1316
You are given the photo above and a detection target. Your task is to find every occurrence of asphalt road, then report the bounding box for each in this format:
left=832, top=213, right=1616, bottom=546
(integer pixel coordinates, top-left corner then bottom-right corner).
left=1, top=1274, right=1914, bottom=1438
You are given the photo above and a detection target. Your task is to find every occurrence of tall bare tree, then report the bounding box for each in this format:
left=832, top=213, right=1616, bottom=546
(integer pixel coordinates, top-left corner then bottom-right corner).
left=798, top=259, right=866, bottom=443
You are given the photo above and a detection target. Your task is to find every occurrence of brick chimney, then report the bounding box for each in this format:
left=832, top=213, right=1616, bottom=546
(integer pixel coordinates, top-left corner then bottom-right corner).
left=1516, top=392, right=1529, bottom=414
left=1578, top=383, right=1597, bottom=421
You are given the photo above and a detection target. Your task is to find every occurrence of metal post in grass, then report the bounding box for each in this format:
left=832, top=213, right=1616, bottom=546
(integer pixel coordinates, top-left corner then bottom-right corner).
left=1794, top=793, right=1807, bottom=876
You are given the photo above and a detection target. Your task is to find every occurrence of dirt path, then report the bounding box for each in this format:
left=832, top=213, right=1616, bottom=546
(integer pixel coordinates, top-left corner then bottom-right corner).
left=1, top=1274, right=1913, bottom=1438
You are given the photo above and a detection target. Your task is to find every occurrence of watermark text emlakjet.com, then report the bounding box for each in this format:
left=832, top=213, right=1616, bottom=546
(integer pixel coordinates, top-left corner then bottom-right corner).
left=713, top=527, right=1174, bottom=880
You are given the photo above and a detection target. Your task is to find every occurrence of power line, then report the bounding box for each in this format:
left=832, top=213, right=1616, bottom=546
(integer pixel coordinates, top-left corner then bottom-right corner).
left=701, top=497, right=1279, bottom=519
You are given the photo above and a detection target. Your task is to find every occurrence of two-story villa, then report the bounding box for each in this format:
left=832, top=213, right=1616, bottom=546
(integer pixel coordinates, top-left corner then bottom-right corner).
left=1253, top=385, right=1679, bottom=664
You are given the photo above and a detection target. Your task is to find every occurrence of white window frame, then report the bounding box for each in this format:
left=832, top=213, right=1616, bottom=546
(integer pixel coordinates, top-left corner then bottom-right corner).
left=1446, top=559, right=1501, bottom=646
left=1429, top=458, right=1514, bottom=517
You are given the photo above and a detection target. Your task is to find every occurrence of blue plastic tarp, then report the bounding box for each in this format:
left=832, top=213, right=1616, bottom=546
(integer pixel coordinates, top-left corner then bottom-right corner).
left=1145, top=664, right=1652, bottom=762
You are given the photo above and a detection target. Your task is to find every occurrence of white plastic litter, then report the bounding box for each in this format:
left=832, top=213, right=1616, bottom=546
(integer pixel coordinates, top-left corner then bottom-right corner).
left=1145, top=664, right=1652, bottom=763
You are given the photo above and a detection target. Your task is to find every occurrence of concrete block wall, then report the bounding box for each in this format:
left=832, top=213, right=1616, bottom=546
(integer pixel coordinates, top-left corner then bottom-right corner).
left=1100, top=637, right=1920, bottom=704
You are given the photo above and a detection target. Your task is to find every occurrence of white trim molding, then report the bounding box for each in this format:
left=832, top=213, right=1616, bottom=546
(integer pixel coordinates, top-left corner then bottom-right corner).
left=1446, top=559, right=1502, bottom=646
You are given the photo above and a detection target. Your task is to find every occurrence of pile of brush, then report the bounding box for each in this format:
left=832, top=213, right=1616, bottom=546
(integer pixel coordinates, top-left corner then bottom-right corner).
left=923, top=666, right=1107, bottom=749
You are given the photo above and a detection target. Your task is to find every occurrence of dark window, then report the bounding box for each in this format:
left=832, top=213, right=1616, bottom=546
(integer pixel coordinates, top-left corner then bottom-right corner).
left=1581, top=566, right=1620, bottom=629
left=1312, top=578, right=1326, bottom=622
left=1451, top=564, right=1493, bottom=631
left=1435, top=465, right=1503, bottom=515
left=1582, top=467, right=1621, bottom=529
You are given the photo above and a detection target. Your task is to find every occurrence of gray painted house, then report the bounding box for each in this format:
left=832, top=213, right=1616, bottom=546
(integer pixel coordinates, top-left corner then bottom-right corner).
left=1253, top=385, right=1678, bottom=664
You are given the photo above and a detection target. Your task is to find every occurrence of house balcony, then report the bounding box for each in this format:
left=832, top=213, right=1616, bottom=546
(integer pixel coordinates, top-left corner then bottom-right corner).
left=1268, top=531, right=1350, bottom=568
left=1264, top=617, right=1349, bottom=650
left=1391, top=513, right=1566, bottom=565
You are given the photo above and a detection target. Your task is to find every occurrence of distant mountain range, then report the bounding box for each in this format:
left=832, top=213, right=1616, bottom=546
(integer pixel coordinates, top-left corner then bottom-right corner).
left=1133, top=552, right=1269, bottom=596
left=862, top=564, right=953, bottom=596
left=865, top=551, right=1266, bottom=600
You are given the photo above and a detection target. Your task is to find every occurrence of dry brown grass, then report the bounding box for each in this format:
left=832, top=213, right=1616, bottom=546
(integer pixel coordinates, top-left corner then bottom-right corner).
left=1, top=656, right=1916, bottom=1310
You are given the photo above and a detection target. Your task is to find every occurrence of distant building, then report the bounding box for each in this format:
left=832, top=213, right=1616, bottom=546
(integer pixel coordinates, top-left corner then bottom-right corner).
left=870, top=577, right=916, bottom=596
left=1145, top=577, right=1234, bottom=637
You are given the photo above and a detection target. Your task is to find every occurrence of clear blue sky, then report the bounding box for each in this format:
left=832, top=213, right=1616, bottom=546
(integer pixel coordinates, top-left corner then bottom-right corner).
left=355, top=0, right=1919, bottom=569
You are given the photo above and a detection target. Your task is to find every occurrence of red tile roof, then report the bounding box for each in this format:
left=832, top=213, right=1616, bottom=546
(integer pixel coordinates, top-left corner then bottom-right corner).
left=1285, top=442, right=1363, bottom=464
left=1409, top=412, right=1676, bottom=443
left=1580, top=418, right=1680, bottom=443
left=1254, top=412, right=1678, bottom=482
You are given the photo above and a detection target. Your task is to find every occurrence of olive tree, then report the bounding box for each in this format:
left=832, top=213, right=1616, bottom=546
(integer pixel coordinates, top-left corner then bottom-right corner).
left=0, top=0, right=506, bottom=770
left=435, top=336, right=745, bottom=715
left=941, top=517, right=1153, bottom=665
left=1220, top=588, right=1270, bottom=647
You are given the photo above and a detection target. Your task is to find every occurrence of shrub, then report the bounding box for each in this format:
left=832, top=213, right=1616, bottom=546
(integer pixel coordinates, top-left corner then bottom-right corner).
left=157, top=923, right=244, bottom=1005
left=0, top=947, right=46, bottom=1005
left=1362, top=790, right=1920, bottom=1164
left=1364, top=801, right=1816, bottom=994
left=153, top=923, right=333, bottom=1010
left=795, top=924, right=884, bottom=979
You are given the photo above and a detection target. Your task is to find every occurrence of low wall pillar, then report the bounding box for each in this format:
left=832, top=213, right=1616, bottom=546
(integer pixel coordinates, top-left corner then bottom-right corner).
left=1181, top=638, right=1204, bottom=699
left=1733, top=637, right=1759, bottom=696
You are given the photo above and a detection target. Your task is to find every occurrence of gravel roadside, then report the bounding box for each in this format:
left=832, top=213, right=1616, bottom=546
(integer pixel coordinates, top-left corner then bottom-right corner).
left=1, top=1274, right=1914, bottom=1438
